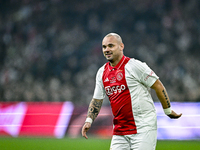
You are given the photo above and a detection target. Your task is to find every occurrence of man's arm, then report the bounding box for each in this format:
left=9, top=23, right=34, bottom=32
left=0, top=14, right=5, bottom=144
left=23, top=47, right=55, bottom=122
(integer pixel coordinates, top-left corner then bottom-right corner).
left=151, top=79, right=182, bottom=119
left=81, top=98, right=103, bottom=139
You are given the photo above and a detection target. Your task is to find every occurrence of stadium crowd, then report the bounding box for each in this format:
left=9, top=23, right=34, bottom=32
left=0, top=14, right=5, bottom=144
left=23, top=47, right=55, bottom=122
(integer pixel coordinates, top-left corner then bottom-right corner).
left=0, top=0, right=200, bottom=104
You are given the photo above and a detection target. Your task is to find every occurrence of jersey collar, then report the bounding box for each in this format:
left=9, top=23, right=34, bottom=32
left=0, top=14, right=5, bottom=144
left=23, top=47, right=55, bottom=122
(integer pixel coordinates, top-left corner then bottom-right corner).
left=108, top=55, right=126, bottom=71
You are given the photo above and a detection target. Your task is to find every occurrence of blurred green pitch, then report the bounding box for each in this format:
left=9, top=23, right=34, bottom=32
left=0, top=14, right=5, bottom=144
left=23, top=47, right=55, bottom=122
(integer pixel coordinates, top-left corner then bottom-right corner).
left=0, top=137, right=200, bottom=150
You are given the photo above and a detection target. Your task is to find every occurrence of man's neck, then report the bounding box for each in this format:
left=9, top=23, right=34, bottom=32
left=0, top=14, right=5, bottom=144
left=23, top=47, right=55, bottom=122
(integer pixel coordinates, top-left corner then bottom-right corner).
left=109, top=55, right=124, bottom=67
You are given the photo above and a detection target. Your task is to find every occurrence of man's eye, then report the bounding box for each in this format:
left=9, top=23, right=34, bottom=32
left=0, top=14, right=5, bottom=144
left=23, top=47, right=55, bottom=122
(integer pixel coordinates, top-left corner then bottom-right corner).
left=108, top=44, right=114, bottom=47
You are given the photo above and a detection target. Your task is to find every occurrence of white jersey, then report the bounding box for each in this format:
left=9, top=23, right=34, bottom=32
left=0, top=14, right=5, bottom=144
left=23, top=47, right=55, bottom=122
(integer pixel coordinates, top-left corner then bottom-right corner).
left=93, top=56, right=159, bottom=135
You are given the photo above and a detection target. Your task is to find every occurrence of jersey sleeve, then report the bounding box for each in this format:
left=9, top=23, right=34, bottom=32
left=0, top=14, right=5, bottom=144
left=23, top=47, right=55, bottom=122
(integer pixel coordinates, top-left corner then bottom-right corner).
left=93, top=66, right=106, bottom=99
left=129, top=59, right=159, bottom=87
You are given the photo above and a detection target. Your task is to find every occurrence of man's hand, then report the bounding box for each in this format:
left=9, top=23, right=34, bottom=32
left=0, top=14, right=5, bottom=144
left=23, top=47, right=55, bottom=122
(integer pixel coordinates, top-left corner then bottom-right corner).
left=81, top=122, right=91, bottom=139
left=167, top=110, right=182, bottom=119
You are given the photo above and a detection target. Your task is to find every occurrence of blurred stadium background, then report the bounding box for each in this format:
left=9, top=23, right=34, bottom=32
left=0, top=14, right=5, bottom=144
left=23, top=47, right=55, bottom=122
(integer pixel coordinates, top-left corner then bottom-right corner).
left=0, top=0, right=200, bottom=149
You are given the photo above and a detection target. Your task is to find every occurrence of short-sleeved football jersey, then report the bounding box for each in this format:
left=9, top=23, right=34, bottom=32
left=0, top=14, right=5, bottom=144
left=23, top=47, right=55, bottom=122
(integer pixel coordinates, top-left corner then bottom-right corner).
left=93, top=55, right=159, bottom=135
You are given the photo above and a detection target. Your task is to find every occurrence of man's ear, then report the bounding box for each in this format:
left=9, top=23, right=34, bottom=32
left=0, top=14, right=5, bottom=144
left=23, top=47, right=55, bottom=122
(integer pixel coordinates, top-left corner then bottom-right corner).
left=120, top=43, right=124, bottom=51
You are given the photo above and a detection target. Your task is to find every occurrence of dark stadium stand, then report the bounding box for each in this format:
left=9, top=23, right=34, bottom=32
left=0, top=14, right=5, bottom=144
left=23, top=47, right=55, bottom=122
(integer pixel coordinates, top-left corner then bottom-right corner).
left=0, top=0, right=200, bottom=104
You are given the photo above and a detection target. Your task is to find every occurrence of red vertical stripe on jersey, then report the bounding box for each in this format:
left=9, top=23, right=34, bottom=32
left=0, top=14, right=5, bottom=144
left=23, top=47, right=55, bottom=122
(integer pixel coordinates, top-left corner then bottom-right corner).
left=102, top=56, right=137, bottom=135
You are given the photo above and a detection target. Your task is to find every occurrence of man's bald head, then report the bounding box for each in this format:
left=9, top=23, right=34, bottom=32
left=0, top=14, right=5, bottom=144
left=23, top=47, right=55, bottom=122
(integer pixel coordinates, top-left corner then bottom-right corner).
left=103, top=33, right=123, bottom=44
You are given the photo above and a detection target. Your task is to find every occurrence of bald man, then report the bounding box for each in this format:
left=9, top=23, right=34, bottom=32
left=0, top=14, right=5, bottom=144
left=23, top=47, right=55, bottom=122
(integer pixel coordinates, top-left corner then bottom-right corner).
left=81, top=33, right=181, bottom=150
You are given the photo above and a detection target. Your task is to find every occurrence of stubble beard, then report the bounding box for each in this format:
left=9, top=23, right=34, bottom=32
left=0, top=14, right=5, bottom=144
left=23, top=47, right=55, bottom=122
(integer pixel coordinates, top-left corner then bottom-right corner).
left=106, top=55, right=114, bottom=63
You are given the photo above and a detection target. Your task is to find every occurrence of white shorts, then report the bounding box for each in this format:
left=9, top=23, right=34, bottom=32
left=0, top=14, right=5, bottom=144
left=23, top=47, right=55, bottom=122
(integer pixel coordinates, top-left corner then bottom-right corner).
left=110, top=130, right=157, bottom=150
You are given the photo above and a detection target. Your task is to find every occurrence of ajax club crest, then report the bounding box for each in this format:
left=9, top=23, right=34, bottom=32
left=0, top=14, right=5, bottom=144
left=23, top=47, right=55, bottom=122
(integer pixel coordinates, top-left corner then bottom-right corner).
left=116, top=72, right=123, bottom=81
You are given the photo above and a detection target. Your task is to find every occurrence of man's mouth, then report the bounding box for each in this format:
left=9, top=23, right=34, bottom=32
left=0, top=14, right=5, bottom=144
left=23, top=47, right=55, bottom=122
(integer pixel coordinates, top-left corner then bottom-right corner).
left=105, top=53, right=112, bottom=57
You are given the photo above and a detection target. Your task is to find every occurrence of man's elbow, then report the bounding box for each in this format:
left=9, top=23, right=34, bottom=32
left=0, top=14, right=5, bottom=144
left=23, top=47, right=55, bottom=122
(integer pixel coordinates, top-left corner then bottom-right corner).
left=151, top=79, right=164, bottom=91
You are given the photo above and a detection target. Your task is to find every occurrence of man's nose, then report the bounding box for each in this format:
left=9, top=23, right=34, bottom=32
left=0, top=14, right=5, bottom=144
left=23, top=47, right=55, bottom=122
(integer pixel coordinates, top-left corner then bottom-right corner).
left=104, top=47, right=110, bottom=52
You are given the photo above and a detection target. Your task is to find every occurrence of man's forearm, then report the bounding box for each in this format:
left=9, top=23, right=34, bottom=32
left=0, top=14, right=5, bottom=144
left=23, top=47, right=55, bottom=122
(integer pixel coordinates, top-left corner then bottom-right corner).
left=87, top=99, right=103, bottom=121
left=156, top=88, right=171, bottom=109
left=151, top=79, right=171, bottom=109
left=151, top=79, right=182, bottom=118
